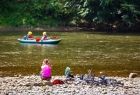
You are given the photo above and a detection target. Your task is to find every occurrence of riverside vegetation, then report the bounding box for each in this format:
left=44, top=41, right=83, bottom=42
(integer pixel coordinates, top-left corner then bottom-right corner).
left=0, top=0, right=140, bottom=32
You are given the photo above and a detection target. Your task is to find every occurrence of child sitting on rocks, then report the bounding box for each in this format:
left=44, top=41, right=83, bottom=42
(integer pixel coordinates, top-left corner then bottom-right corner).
left=83, top=69, right=94, bottom=84
left=40, top=59, right=52, bottom=81
left=73, top=69, right=94, bottom=85
left=64, top=67, right=74, bottom=81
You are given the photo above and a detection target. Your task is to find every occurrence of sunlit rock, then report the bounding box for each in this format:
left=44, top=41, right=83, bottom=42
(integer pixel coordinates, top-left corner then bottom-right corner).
left=129, top=73, right=138, bottom=79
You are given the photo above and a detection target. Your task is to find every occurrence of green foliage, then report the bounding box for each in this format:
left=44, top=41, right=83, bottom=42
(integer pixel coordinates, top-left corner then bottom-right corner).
left=0, top=0, right=140, bottom=31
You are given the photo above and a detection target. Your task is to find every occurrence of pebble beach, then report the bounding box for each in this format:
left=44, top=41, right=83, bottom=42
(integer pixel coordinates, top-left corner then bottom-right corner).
left=0, top=75, right=140, bottom=95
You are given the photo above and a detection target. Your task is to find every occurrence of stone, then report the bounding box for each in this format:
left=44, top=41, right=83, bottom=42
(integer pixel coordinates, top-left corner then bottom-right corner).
left=129, top=73, right=138, bottom=79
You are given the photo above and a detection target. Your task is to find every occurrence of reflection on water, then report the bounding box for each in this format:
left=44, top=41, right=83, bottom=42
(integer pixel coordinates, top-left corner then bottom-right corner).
left=19, top=43, right=58, bottom=56
left=20, top=43, right=58, bottom=47
left=0, top=32, right=140, bottom=77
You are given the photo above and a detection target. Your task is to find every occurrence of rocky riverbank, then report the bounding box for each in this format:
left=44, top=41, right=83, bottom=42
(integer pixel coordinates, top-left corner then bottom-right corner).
left=0, top=75, right=140, bottom=95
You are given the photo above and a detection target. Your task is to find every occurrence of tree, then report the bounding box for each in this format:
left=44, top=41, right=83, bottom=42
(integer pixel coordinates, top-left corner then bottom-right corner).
left=0, top=0, right=140, bottom=32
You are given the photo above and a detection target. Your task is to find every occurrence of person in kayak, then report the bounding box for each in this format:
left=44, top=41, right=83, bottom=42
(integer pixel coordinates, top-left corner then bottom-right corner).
left=40, top=58, right=52, bottom=81
left=23, top=31, right=34, bottom=40
left=41, top=32, right=48, bottom=41
left=27, top=31, right=34, bottom=40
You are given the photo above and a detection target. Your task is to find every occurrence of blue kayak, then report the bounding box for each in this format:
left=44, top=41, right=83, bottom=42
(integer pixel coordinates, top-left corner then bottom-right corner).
left=18, top=38, right=61, bottom=44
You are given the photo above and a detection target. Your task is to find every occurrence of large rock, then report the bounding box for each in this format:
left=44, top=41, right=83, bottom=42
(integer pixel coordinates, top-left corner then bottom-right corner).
left=129, top=73, right=138, bottom=78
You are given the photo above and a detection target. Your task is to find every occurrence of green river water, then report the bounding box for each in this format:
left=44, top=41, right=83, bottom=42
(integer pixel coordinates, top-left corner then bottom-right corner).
left=0, top=31, right=140, bottom=77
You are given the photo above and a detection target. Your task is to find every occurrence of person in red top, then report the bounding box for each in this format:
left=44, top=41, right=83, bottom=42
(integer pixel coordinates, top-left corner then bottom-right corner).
left=27, top=31, right=34, bottom=40
left=23, top=31, right=34, bottom=40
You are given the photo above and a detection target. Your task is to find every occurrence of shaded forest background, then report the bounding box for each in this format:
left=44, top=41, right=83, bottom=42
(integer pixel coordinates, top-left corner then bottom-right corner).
left=0, top=0, right=140, bottom=32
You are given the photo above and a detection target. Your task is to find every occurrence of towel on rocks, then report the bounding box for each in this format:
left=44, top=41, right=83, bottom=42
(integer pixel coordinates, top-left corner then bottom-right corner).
left=52, top=79, right=64, bottom=85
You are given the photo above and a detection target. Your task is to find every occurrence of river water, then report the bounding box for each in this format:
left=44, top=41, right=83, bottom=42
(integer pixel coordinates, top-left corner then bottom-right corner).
left=0, top=31, right=140, bottom=76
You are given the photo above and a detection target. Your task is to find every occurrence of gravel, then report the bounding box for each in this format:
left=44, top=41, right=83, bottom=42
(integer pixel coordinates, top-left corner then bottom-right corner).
left=0, top=75, right=140, bottom=95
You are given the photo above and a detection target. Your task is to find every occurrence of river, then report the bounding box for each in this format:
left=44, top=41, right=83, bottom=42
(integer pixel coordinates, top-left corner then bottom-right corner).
left=0, top=31, right=140, bottom=76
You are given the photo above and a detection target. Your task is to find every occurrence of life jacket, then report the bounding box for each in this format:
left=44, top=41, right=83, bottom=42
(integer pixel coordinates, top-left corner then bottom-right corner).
left=43, top=35, right=47, bottom=40
left=28, top=35, right=33, bottom=38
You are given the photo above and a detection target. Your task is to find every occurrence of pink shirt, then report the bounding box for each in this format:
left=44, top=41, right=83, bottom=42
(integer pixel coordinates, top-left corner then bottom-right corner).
left=41, top=65, right=52, bottom=77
